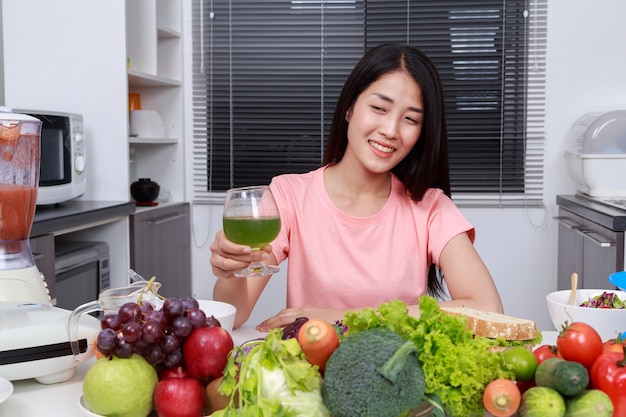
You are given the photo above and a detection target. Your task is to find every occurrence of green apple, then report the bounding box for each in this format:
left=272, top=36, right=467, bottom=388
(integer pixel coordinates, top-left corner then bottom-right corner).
left=83, top=354, right=158, bottom=417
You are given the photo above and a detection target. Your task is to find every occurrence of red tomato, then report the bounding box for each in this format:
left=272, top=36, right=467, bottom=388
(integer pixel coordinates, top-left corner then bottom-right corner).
left=603, top=338, right=626, bottom=354
left=533, top=344, right=558, bottom=365
left=556, top=322, right=603, bottom=369
left=590, top=349, right=626, bottom=415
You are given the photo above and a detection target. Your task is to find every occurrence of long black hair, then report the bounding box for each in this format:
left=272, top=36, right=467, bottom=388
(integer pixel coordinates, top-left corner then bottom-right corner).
left=323, top=43, right=451, bottom=298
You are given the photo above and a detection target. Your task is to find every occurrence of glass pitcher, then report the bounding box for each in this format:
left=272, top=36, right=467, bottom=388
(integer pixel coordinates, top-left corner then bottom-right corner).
left=68, top=280, right=162, bottom=360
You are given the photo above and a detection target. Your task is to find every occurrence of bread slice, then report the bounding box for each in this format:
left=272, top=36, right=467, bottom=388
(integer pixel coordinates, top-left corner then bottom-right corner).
left=441, top=307, right=538, bottom=341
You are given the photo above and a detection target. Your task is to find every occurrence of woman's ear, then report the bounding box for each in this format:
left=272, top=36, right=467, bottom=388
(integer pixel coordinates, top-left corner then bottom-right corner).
left=345, top=108, right=352, bottom=122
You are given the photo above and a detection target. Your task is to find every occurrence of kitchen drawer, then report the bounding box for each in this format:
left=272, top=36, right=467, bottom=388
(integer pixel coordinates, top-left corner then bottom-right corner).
left=130, top=202, right=191, bottom=298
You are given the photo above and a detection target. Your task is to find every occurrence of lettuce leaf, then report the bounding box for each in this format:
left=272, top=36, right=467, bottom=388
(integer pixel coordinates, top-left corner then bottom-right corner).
left=343, top=297, right=514, bottom=417
left=214, top=329, right=330, bottom=417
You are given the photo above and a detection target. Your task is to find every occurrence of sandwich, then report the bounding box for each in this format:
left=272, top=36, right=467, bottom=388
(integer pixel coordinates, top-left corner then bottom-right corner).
left=441, top=306, right=542, bottom=349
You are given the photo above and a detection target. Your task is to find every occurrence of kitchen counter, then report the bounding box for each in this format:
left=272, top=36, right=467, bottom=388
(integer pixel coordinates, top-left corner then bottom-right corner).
left=32, top=200, right=136, bottom=237
left=557, top=194, right=626, bottom=231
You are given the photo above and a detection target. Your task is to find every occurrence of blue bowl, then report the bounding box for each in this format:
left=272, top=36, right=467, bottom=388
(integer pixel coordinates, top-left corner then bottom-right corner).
left=609, top=271, right=626, bottom=291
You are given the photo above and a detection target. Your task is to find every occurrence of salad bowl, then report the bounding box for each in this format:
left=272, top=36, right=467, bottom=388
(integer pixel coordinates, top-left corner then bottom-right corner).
left=546, top=289, right=626, bottom=341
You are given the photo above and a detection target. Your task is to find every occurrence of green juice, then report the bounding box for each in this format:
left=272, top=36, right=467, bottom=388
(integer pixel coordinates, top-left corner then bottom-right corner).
left=223, top=216, right=281, bottom=249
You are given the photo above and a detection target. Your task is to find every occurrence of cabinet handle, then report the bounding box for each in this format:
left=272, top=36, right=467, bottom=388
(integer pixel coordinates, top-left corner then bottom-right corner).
left=554, top=216, right=614, bottom=248
left=553, top=216, right=584, bottom=230
left=146, top=212, right=187, bottom=225
left=580, top=230, right=614, bottom=248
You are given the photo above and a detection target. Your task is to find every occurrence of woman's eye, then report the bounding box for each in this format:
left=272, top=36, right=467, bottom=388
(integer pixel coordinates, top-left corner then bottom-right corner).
left=371, top=105, right=386, bottom=112
left=405, top=116, right=419, bottom=125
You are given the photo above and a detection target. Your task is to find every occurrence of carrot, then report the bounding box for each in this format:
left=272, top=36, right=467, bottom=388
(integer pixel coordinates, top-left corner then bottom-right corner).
left=93, top=337, right=105, bottom=359
left=482, top=378, right=521, bottom=417
left=296, top=318, right=340, bottom=372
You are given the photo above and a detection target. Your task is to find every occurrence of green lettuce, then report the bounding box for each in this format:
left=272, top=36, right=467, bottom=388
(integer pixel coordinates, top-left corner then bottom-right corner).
left=213, top=328, right=330, bottom=417
left=343, top=297, right=515, bottom=417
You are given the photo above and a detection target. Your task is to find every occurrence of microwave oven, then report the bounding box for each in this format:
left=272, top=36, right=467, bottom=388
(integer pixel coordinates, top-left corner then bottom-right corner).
left=13, top=109, right=87, bottom=205
left=53, top=240, right=110, bottom=310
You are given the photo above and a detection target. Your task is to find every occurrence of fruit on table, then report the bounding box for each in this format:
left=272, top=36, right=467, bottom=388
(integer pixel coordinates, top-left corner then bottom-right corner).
left=83, top=354, right=158, bottom=417
left=154, top=367, right=205, bottom=417
left=556, top=322, right=603, bottom=369
left=182, top=325, right=234, bottom=383
left=518, top=386, right=566, bottom=417
left=502, top=346, right=538, bottom=382
left=204, top=376, right=234, bottom=415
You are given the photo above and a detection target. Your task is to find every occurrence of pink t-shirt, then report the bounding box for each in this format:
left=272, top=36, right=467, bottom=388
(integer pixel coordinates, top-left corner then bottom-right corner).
left=269, top=166, right=474, bottom=310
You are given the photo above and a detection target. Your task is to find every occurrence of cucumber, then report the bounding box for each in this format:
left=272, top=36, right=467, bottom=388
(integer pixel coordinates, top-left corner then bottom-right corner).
left=564, top=389, right=613, bottom=417
left=535, top=357, right=589, bottom=397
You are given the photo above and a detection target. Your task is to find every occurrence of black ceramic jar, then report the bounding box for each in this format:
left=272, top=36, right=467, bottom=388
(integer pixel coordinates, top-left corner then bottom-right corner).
left=130, top=178, right=160, bottom=203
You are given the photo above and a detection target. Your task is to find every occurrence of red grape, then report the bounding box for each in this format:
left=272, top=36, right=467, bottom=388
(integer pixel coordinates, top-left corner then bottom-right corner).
left=162, top=298, right=184, bottom=320
left=121, top=321, right=142, bottom=343
left=119, top=302, right=142, bottom=323
left=101, top=313, right=122, bottom=331
left=160, top=334, right=180, bottom=354
left=171, top=316, right=193, bottom=338
left=186, top=308, right=207, bottom=329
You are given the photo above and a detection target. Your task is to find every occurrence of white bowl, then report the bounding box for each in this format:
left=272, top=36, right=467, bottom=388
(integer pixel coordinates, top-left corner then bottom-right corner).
left=546, top=289, right=626, bottom=341
left=196, top=299, right=237, bottom=333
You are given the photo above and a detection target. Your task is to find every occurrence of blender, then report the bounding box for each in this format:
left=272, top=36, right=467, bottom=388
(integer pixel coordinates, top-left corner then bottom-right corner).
left=0, top=111, right=50, bottom=303
left=0, top=109, right=99, bottom=384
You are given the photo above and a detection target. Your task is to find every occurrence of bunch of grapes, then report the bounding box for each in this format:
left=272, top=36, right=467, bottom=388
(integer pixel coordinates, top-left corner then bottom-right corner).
left=96, top=296, right=221, bottom=369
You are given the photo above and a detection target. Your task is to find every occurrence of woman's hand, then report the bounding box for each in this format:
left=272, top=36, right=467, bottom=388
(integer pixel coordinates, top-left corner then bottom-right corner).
left=255, top=306, right=347, bottom=332
left=210, top=230, right=273, bottom=279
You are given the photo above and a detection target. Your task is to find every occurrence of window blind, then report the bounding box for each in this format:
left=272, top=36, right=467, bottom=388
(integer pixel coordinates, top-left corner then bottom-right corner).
left=191, top=0, right=547, bottom=207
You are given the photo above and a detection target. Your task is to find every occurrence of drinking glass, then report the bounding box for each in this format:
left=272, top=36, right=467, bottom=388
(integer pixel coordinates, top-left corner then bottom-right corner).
left=223, top=185, right=281, bottom=277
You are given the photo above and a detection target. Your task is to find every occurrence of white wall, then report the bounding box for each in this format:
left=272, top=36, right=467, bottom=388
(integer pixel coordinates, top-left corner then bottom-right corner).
left=184, top=0, right=626, bottom=331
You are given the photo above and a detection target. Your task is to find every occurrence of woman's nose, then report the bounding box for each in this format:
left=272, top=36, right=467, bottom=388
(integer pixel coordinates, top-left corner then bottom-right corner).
left=378, top=116, right=399, bottom=138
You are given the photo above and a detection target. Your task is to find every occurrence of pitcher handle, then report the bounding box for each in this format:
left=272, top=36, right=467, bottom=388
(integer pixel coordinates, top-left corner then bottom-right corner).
left=68, top=300, right=101, bottom=361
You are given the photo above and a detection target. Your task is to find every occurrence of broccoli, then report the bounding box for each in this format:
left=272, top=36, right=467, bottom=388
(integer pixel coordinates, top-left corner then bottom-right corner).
left=322, top=327, right=426, bottom=417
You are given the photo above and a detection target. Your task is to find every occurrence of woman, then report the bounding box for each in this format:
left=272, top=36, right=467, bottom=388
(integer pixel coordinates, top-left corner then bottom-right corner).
left=210, top=43, right=503, bottom=330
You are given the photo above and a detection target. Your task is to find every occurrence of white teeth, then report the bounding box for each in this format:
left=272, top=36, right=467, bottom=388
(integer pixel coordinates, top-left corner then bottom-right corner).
left=369, top=140, right=394, bottom=153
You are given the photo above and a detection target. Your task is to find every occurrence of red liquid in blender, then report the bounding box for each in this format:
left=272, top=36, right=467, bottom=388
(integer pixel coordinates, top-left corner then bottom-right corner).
left=0, top=184, right=37, bottom=240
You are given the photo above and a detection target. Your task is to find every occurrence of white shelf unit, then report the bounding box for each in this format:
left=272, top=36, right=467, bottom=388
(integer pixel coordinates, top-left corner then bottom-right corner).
left=126, top=0, right=185, bottom=203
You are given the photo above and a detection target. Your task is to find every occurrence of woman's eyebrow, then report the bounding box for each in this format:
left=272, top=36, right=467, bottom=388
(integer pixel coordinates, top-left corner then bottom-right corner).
left=373, top=92, right=423, bottom=114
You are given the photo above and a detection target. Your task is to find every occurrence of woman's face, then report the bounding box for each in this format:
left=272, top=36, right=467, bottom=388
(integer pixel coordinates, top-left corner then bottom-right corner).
left=345, top=70, right=423, bottom=174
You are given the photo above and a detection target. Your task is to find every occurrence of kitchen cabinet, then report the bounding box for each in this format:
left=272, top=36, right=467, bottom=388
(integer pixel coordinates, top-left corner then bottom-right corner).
left=130, top=202, right=191, bottom=298
left=556, top=195, right=626, bottom=290
left=126, top=0, right=186, bottom=203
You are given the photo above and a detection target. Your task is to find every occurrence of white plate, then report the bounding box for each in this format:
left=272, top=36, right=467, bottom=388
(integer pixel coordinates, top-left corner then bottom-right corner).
left=78, top=396, right=105, bottom=417
left=0, top=376, right=13, bottom=405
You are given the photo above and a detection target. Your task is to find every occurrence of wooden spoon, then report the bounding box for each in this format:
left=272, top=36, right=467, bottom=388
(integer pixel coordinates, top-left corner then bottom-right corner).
left=568, top=272, right=578, bottom=305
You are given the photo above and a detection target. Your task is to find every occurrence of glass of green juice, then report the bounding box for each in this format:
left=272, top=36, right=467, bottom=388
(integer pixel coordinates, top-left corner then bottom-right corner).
left=223, top=185, right=281, bottom=277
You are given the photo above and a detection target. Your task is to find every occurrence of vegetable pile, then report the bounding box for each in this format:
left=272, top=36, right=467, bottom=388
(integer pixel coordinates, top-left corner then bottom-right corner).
left=342, top=297, right=514, bottom=417
left=210, top=296, right=626, bottom=417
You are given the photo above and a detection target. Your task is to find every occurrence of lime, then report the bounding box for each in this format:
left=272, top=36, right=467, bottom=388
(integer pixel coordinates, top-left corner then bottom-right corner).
left=83, top=354, right=158, bottom=417
left=503, top=346, right=538, bottom=382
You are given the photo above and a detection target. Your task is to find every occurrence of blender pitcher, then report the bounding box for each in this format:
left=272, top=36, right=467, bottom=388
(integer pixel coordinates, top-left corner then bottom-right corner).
left=0, top=109, right=48, bottom=304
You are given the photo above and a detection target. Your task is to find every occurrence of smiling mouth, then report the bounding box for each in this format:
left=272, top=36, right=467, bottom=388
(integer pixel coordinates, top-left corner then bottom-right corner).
left=369, top=140, right=394, bottom=153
